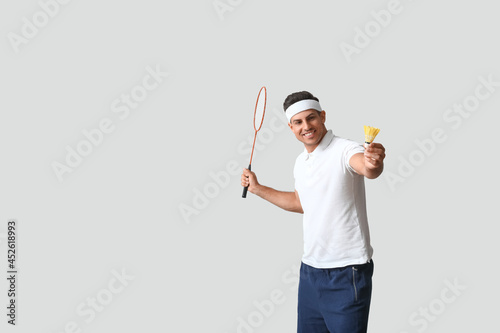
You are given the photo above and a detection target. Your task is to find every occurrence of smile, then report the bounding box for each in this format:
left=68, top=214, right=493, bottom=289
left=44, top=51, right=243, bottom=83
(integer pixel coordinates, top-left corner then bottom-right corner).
left=303, top=130, right=315, bottom=139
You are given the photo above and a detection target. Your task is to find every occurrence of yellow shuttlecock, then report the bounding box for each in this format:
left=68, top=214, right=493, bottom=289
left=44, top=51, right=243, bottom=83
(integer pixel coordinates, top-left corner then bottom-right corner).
left=364, top=126, right=380, bottom=145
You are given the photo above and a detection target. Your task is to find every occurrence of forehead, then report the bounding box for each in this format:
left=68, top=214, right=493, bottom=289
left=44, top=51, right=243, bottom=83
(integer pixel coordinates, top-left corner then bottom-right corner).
left=290, top=109, right=319, bottom=122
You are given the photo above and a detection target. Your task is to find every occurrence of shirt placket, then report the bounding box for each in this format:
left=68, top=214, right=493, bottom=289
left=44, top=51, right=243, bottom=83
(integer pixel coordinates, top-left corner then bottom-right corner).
left=305, top=153, right=315, bottom=185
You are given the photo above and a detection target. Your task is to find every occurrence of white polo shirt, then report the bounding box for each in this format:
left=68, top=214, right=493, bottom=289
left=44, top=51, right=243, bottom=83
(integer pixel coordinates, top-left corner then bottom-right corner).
left=294, top=129, right=373, bottom=269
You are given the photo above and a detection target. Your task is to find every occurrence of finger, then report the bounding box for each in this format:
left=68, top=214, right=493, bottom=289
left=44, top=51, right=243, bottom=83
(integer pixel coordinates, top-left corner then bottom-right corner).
left=368, top=147, right=385, bottom=156
left=365, top=159, right=379, bottom=169
left=369, top=142, right=383, bottom=149
left=365, top=154, right=380, bottom=164
left=366, top=145, right=383, bottom=154
left=365, top=146, right=375, bottom=153
left=367, top=149, right=385, bottom=158
left=364, top=152, right=379, bottom=160
left=366, top=153, right=383, bottom=161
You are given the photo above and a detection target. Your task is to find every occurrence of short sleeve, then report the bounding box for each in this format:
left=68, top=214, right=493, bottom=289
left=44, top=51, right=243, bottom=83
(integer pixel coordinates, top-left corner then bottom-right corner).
left=343, top=140, right=365, bottom=174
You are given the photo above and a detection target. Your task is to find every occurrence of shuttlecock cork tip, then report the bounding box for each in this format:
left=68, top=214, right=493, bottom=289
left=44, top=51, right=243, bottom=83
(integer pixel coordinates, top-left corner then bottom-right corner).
left=364, top=125, right=380, bottom=145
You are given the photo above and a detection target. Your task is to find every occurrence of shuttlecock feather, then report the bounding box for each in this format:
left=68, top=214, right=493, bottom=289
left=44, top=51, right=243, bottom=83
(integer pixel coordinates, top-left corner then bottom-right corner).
left=364, top=126, right=380, bottom=145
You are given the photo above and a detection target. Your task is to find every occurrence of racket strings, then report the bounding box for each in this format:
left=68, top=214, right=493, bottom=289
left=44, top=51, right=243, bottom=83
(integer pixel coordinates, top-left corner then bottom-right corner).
left=249, top=86, right=267, bottom=166
left=253, top=86, right=267, bottom=132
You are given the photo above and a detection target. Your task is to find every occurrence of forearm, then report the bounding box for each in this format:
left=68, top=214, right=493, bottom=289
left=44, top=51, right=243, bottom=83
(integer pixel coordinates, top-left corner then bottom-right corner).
left=253, top=185, right=303, bottom=213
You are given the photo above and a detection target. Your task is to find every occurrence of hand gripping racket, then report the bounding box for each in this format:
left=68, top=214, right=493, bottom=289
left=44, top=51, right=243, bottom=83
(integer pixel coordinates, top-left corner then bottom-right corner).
left=242, top=86, right=267, bottom=198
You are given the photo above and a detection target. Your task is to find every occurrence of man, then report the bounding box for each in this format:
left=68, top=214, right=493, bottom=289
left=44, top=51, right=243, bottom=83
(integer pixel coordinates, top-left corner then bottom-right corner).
left=241, top=91, right=386, bottom=333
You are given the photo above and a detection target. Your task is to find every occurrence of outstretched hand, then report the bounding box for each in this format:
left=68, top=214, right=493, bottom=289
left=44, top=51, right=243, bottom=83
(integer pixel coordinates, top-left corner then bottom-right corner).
left=364, top=142, right=386, bottom=170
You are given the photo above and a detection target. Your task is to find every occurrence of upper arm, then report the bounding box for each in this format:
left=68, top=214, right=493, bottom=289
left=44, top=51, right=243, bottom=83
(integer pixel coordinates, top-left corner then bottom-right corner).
left=294, top=190, right=303, bottom=214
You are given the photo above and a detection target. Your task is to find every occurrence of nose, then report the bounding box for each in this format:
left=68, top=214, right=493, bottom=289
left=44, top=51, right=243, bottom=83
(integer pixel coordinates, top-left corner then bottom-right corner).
left=303, top=119, right=312, bottom=130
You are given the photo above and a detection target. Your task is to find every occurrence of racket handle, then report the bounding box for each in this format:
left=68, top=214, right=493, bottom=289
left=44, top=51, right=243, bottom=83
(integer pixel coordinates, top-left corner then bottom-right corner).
left=242, top=164, right=251, bottom=198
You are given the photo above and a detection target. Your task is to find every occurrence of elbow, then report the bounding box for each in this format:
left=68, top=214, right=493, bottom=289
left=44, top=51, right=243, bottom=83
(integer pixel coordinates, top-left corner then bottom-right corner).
left=285, top=205, right=303, bottom=214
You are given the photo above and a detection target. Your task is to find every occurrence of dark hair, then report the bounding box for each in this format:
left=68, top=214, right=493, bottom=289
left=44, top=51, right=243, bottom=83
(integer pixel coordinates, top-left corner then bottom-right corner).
left=283, top=91, right=319, bottom=112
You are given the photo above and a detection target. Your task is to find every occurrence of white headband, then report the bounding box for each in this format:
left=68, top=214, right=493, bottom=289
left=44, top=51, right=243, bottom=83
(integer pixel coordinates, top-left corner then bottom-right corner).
left=285, top=99, right=322, bottom=122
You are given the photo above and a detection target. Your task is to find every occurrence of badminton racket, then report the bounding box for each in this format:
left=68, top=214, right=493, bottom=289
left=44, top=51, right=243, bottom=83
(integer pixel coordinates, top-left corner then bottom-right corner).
left=242, top=86, right=267, bottom=198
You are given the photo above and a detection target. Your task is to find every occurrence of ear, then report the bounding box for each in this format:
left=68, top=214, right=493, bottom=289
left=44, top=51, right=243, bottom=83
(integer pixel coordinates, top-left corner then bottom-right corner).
left=288, top=121, right=293, bottom=130
left=320, top=110, right=326, bottom=123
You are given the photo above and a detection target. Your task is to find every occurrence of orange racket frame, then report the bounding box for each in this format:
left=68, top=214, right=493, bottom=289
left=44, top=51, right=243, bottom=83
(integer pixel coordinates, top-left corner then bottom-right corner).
left=242, top=86, right=267, bottom=198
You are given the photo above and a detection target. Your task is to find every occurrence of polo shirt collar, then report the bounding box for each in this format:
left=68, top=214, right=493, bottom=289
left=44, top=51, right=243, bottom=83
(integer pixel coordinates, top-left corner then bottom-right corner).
left=304, top=129, right=334, bottom=159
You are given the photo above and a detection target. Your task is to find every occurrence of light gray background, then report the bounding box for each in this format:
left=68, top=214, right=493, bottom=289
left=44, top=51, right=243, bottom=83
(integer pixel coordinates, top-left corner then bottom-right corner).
left=1, top=0, right=498, bottom=332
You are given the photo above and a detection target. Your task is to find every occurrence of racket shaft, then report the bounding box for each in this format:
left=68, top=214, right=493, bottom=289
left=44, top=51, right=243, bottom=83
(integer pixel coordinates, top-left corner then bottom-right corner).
left=242, top=164, right=251, bottom=198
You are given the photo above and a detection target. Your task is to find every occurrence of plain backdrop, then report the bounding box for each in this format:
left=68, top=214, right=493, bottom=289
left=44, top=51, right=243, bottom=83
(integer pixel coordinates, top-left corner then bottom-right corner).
left=0, top=0, right=498, bottom=332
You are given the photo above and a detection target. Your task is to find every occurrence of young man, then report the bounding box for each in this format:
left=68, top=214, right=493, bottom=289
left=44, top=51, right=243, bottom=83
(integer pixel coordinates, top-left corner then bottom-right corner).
left=241, top=91, right=386, bottom=333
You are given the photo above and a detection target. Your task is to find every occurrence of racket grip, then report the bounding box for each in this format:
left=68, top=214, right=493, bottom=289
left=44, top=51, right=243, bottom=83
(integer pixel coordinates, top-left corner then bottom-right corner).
left=242, top=164, right=251, bottom=198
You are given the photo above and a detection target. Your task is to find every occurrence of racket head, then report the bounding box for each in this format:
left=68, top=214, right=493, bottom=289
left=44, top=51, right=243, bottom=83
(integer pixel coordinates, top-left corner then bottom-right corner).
left=253, top=86, right=267, bottom=132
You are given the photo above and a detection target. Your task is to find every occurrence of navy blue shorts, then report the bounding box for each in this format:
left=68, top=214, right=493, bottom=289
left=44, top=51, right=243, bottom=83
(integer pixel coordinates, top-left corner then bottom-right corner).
left=297, top=260, right=374, bottom=333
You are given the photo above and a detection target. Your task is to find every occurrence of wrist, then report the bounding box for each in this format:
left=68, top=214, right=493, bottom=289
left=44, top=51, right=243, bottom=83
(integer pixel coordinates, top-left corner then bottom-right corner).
left=252, top=183, right=263, bottom=196
left=365, top=165, right=383, bottom=179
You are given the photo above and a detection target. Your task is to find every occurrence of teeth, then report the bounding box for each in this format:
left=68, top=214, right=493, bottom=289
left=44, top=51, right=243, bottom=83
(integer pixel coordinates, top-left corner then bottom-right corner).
left=304, top=131, right=313, bottom=137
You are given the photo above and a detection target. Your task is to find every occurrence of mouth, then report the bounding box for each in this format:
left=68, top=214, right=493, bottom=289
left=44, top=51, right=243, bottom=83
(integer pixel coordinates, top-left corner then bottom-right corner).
left=302, top=130, right=315, bottom=139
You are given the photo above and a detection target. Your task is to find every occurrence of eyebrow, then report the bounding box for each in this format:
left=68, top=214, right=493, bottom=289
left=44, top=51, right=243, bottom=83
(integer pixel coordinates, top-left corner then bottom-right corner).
left=293, top=111, right=318, bottom=123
